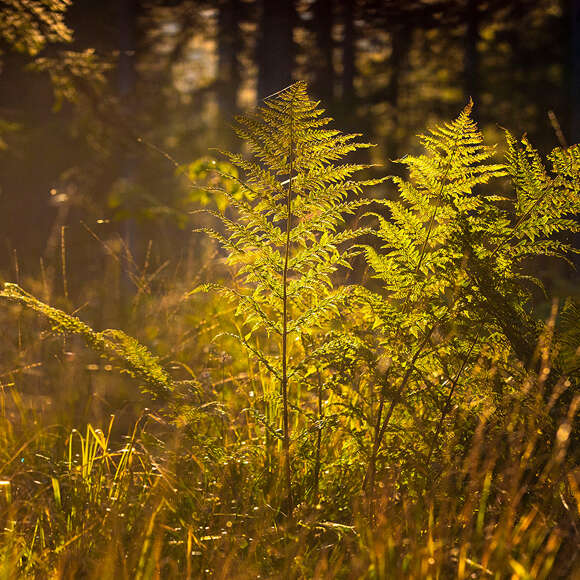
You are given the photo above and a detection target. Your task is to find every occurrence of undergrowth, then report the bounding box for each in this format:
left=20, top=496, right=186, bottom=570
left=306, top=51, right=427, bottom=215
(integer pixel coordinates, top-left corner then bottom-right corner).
left=0, top=82, right=578, bottom=578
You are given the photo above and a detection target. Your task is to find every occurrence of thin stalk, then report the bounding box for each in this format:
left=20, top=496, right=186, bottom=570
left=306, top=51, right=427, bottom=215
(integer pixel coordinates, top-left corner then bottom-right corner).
left=364, top=327, right=434, bottom=503
left=489, top=182, right=556, bottom=259
left=313, top=370, right=323, bottom=505
left=61, top=225, right=69, bottom=302
left=365, top=142, right=459, bottom=508
left=425, top=323, right=482, bottom=467
left=281, top=93, right=295, bottom=515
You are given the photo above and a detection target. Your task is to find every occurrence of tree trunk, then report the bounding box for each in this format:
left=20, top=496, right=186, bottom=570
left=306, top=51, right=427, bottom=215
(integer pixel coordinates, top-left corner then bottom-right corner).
left=386, top=22, right=411, bottom=159
left=341, top=0, right=355, bottom=107
left=217, top=0, right=242, bottom=117
left=257, top=0, right=295, bottom=100
left=118, top=0, right=139, bottom=296
left=119, top=0, right=138, bottom=101
left=463, top=0, right=480, bottom=108
left=312, top=0, right=334, bottom=104
left=569, top=0, right=580, bottom=143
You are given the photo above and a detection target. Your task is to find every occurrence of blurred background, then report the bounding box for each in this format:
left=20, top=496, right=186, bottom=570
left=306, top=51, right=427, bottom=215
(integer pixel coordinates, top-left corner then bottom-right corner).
left=0, top=0, right=578, bottom=292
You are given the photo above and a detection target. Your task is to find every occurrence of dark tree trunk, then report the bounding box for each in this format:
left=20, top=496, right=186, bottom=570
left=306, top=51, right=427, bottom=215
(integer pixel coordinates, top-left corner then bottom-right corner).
left=386, top=22, right=411, bottom=159
left=118, top=0, right=139, bottom=295
left=312, top=0, right=334, bottom=104
left=463, top=0, right=480, bottom=108
left=217, top=0, right=242, bottom=116
left=257, top=0, right=295, bottom=100
left=569, top=0, right=580, bottom=143
left=341, top=0, right=355, bottom=107
left=119, top=0, right=138, bottom=102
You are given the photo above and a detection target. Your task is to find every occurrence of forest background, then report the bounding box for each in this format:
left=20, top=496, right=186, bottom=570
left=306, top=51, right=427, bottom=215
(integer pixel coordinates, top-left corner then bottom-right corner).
left=1, top=0, right=579, bottom=282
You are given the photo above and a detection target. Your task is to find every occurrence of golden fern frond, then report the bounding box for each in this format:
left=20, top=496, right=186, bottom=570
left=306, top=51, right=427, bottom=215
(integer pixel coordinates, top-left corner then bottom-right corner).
left=198, top=81, right=380, bottom=351
left=0, top=283, right=173, bottom=398
left=503, top=136, right=580, bottom=255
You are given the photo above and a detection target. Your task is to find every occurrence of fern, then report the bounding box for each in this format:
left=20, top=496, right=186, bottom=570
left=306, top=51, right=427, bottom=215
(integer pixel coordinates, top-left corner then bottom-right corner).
left=359, top=102, right=580, bottom=499
left=557, top=298, right=580, bottom=379
left=196, top=81, right=384, bottom=512
left=466, top=134, right=580, bottom=366
left=0, top=283, right=174, bottom=399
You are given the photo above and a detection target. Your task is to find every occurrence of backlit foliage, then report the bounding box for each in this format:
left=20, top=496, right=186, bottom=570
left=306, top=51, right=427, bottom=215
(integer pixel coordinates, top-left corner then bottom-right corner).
left=356, top=100, right=580, bottom=499
left=0, top=83, right=578, bottom=578
left=195, top=81, right=384, bottom=508
left=0, top=283, right=174, bottom=399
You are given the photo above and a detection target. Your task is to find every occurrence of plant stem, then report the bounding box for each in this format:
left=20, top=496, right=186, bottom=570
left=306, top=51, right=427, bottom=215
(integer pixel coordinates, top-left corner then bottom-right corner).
left=364, top=142, right=459, bottom=513
left=365, top=327, right=434, bottom=509
left=313, top=370, right=323, bottom=505
left=281, top=92, right=295, bottom=515
left=425, top=324, right=482, bottom=467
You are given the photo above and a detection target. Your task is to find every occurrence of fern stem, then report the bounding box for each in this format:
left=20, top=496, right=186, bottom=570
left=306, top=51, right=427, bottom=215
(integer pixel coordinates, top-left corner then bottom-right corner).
left=281, top=91, right=295, bottom=515
left=425, top=323, right=482, bottom=468
left=365, top=141, right=459, bottom=509
left=407, top=141, right=458, bottom=307
left=313, top=370, right=323, bottom=505
left=365, top=327, right=434, bottom=508
left=488, top=185, right=552, bottom=259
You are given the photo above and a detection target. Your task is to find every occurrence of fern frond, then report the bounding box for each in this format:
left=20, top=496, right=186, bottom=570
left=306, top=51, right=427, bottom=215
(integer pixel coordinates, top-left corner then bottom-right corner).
left=196, top=82, right=383, bottom=508
left=0, top=283, right=173, bottom=398
left=199, top=82, right=380, bottom=351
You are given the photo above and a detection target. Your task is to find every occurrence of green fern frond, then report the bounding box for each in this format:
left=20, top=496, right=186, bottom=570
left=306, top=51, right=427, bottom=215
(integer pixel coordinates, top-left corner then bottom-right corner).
left=363, top=101, right=580, bottom=384
left=0, top=283, right=173, bottom=398
left=195, top=82, right=383, bottom=510
left=198, top=82, right=380, bottom=353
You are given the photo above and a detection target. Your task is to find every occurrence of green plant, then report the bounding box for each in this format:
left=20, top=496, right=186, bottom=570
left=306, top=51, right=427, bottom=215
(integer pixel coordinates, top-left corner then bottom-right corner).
left=0, top=283, right=174, bottom=399
left=358, top=101, right=580, bottom=504
left=194, top=81, right=384, bottom=513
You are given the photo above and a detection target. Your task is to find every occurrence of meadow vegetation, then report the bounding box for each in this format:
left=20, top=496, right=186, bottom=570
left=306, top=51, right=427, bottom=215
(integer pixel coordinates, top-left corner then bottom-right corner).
left=0, top=82, right=578, bottom=578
